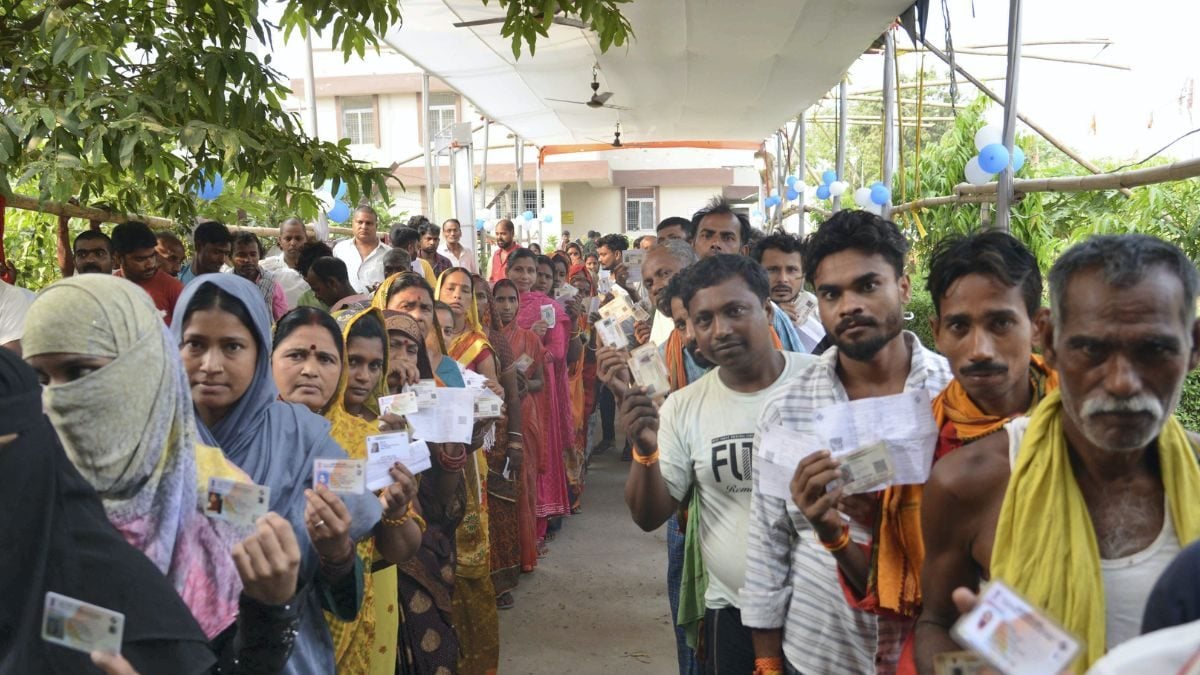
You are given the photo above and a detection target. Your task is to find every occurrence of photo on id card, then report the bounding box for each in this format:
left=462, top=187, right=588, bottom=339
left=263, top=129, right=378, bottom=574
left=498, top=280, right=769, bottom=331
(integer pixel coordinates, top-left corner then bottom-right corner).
left=951, top=580, right=1080, bottom=675
left=42, top=592, right=124, bottom=656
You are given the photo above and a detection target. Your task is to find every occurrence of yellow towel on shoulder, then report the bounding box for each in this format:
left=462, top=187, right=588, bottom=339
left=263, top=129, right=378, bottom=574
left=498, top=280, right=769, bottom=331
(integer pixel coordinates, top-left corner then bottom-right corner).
left=990, top=389, right=1200, bottom=671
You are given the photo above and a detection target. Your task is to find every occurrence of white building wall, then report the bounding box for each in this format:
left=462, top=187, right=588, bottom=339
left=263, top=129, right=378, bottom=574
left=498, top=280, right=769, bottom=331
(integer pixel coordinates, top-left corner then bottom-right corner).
left=658, top=186, right=722, bottom=223
left=560, top=183, right=623, bottom=237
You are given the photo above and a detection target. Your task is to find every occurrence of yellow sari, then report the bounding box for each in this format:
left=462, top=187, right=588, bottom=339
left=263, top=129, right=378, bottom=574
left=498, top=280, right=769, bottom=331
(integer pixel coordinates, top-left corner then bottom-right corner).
left=323, top=307, right=410, bottom=675
left=435, top=268, right=500, bottom=675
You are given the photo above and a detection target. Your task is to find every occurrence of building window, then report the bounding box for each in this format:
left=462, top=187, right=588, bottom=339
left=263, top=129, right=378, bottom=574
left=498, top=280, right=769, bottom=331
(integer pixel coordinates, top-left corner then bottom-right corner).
left=340, top=96, right=377, bottom=145
left=427, top=92, right=458, bottom=140
left=624, top=188, right=656, bottom=232
left=498, top=188, right=543, bottom=219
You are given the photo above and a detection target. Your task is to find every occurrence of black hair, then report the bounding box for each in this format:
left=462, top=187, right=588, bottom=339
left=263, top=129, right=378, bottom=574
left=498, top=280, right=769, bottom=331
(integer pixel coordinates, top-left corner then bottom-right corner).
left=927, top=231, right=1042, bottom=318
left=658, top=266, right=694, bottom=316
left=434, top=301, right=453, bottom=314
left=1049, top=234, right=1200, bottom=329
left=679, top=253, right=770, bottom=310
left=442, top=218, right=461, bottom=229
left=494, top=218, right=515, bottom=233
left=272, top=307, right=344, bottom=358
left=584, top=252, right=599, bottom=262
left=565, top=241, right=582, bottom=255
left=383, top=248, right=412, bottom=271
left=231, top=231, right=263, bottom=256
left=353, top=205, right=378, bottom=221
left=657, top=216, right=692, bottom=238
left=751, top=232, right=805, bottom=264
left=180, top=282, right=261, bottom=350
left=597, top=233, right=629, bottom=253
left=193, top=220, right=232, bottom=248
left=110, top=221, right=157, bottom=256
left=385, top=273, right=435, bottom=305
left=347, top=311, right=386, bottom=347
left=278, top=217, right=305, bottom=232
left=155, top=231, right=183, bottom=247
left=689, top=195, right=752, bottom=245
left=506, top=247, right=538, bottom=271
left=632, top=235, right=646, bottom=249
left=390, top=226, right=420, bottom=249
left=534, top=255, right=554, bottom=272
left=406, top=214, right=431, bottom=229
left=310, top=256, right=350, bottom=285
left=296, top=241, right=333, bottom=276
left=417, top=221, right=441, bottom=238
left=73, top=229, right=112, bottom=251
left=801, top=209, right=909, bottom=285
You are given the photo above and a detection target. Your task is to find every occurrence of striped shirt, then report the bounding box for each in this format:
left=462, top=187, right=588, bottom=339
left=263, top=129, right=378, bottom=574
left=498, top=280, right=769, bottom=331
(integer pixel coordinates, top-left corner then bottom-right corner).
left=739, top=331, right=952, bottom=674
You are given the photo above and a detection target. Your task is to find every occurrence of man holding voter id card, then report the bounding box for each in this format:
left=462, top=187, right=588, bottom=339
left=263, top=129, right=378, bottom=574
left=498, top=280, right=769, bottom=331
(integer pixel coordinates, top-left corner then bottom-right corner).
left=615, top=254, right=816, bottom=674
left=740, top=211, right=951, bottom=675
left=915, top=234, right=1200, bottom=673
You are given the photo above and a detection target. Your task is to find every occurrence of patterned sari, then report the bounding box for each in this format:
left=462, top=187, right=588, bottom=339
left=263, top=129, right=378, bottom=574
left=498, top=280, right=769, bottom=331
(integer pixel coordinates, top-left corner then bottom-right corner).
left=435, top=268, right=500, bottom=675
left=563, top=265, right=593, bottom=510
left=324, top=307, right=412, bottom=675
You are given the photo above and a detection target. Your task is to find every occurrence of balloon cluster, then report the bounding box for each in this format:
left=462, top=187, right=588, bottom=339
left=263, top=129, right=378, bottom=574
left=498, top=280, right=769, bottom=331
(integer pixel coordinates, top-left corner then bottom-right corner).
left=964, top=125, right=1026, bottom=186
left=522, top=210, right=534, bottom=222
left=783, top=174, right=810, bottom=202
left=763, top=191, right=782, bottom=208
left=814, top=170, right=850, bottom=201
left=192, top=171, right=224, bottom=201
left=850, top=181, right=890, bottom=215
left=315, top=180, right=351, bottom=223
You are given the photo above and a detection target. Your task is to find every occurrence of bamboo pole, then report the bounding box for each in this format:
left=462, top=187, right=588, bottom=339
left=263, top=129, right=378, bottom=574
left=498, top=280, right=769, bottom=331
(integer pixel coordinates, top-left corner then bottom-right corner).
left=3, top=194, right=353, bottom=237
left=849, top=77, right=1006, bottom=96
left=890, top=193, right=998, bottom=214
left=919, top=38, right=1133, bottom=198
left=780, top=203, right=832, bottom=220
left=898, top=47, right=1129, bottom=71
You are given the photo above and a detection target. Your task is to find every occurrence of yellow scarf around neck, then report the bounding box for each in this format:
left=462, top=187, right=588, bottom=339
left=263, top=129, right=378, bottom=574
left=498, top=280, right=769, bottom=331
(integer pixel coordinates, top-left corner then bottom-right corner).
left=990, top=388, right=1200, bottom=670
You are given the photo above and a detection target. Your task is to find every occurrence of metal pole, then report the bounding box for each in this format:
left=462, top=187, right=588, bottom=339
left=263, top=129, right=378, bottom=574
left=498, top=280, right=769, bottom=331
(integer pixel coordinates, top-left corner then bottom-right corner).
left=834, top=78, right=848, bottom=212
left=797, top=114, right=807, bottom=235
left=774, top=131, right=785, bottom=227
left=882, top=30, right=897, bottom=220
left=422, top=73, right=435, bottom=220
left=479, top=120, right=490, bottom=261
left=535, top=157, right=543, bottom=245
left=995, top=0, right=1024, bottom=231
left=303, top=33, right=329, bottom=239
left=515, top=135, right=524, bottom=244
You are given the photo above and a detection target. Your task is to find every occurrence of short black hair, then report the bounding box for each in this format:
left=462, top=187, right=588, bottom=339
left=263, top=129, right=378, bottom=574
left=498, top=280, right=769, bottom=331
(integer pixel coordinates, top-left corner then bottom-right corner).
left=679, top=253, right=770, bottom=310
left=534, top=254, right=554, bottom=272
left=690, top=195, right=752, bottom=245
left=802, top=209, right=909, bottom=285
left=390, top=226, right=420, bottom=249
left=657, top=216, right=692, bottom=237
left=296, top=241, right=333, bottom=276
left=417, top=221, right=441, bottom=238
left=383, top=248, right=412, bottom=271
left=385, top=272, right=436, bottom=306
left=310, top=256, right=350, bottom=285
left=194, top=220, right=232, bottom=248
left=407, top=214, right=431, bottom=229
left=231, top=231, right=263, bottom=256
left=927, top=231, right=1042, bottom=318
left=273, top=307, right=344, bottom=358
left=1049, top=234, right=1200, bottom=330
left=110, top=221, right=157, bottom=255
left=751, top=232, right=805, bottom=264
left=597, top=233, right=629, bottom=253
left=658, top=266, right=693, bottom=316
left=155, top=231, right=183, bottom=248
left=73, top=229, right=112, bottom=252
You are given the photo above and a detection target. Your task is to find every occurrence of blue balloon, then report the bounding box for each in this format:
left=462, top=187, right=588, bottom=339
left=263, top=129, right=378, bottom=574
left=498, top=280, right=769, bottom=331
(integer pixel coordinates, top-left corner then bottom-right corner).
left=979, top=143, right=1011, bottom=175
left=522, top=210, right=534, bottom=221
left=326, top=200, right=350, bottom=223
left=815, top=184, right=831, bottom=200
left=475, top=218, right=486, bottom=230
left=870, top=184, right=891, bottom=206
left=785, top=187, right=800, bottom=201
left=543, top=214, right=553, bottom=223
left=322, top=179, right=349, bottom=200
left=1011, top=145, right=1026, bottom=172
left=821, top=170, right=837, bottom=185
left=870, top=181, right=884, bottom=189
left=195, top=172, right=224, bottom=201
left=785, top=175, right=798, bottom=188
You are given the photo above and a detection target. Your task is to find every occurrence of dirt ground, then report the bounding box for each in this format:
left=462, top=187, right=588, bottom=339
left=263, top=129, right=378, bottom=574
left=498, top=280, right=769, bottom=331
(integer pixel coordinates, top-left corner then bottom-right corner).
left=497, top=449, right=679, bottom=674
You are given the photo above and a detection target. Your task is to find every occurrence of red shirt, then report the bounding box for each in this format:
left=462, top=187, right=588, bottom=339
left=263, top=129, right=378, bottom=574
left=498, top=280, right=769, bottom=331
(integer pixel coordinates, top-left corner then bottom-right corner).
left=488, top=244, right=522, bottom=284
left=116, top=269, right=184, bottom=325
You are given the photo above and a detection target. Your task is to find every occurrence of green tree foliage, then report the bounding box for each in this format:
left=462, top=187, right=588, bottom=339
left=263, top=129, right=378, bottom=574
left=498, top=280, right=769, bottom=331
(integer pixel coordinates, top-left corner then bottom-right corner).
left=484, top=0, right=634, bottom=58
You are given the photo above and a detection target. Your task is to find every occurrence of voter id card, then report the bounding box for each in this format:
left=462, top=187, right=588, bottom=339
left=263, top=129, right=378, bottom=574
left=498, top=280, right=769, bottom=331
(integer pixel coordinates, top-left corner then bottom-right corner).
left=379, top=391, right=418, bottom=416
left=314, top=458, right=366, bottom=494
left=204, top=478, right=270, bottom=526
left=951, top=580, right=1080, bottom=675
left=42, top=592, right=124, bottom=655
left=629, top=343, right=670, bottom=400
left=540, top=303, right=557, bottom=328
left=832, top=440, right=894, bottom=495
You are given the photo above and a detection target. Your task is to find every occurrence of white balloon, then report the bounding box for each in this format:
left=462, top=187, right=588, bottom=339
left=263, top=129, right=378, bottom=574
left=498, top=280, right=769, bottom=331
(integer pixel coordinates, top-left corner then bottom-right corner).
left=974, top=125, right=1003, bottom=152
left=964, top=156, right=995, bottom=186
left=794, top=181, right=809, bottom=194
left=865, top=202, right=883, bottom=215
left=853, top=187, right=873, bottom=208
left=829, top=181, right=848, bottom=197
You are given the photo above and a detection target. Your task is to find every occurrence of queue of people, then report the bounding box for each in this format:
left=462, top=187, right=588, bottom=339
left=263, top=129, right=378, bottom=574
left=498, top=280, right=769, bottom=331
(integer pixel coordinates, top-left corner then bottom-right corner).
left=2, top=192, right=1200, bottom=675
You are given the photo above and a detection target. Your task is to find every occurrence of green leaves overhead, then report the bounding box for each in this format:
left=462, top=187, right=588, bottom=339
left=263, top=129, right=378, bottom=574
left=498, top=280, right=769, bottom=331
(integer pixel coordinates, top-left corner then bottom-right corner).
left=480, top=0, right=634, bottom=59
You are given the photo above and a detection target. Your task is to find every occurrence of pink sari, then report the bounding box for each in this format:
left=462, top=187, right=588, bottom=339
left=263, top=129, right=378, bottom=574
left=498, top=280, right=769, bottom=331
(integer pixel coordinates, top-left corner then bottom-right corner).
left=516, top=290, right=572, bottom=537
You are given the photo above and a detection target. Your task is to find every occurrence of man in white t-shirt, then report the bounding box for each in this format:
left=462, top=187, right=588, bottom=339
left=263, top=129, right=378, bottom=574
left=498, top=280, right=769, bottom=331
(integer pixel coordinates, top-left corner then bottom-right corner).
left=332, top=205, right=390, bottom=293
left=436, top=218, right=477, bottom=274
left=0, top=276, right=36, bottom=355
left=605, top=254, right=815, bottom=674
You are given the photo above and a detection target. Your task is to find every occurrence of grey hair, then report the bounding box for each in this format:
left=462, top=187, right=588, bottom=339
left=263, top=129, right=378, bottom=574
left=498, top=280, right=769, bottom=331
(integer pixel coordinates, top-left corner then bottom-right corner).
left=1048, top=234, right=1199, bottom=330
left=654, top=238, right=700, bottom=269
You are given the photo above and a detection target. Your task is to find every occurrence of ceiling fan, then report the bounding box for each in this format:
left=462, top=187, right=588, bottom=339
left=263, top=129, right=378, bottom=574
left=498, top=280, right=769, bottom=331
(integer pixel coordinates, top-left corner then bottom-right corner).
left=453, top=11, right=586, bottom=29
left=547, top=65, right=630, bottom=111
left=590, top=120, right=623, bottom=147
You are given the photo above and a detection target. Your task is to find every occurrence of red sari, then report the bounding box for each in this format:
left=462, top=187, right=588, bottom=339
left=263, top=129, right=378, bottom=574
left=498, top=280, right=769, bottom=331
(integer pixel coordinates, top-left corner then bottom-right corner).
left=498, top=316, right=546, bottom=573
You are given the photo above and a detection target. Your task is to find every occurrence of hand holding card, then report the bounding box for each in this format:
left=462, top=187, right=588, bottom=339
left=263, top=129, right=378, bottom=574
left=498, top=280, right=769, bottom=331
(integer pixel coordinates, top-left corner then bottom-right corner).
left=42, top=592, right=124, bottom=656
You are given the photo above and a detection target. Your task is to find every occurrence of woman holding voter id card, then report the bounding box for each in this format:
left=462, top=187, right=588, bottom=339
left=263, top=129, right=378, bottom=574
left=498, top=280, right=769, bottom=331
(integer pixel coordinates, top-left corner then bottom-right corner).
left=270, top=305, right=423, bottom=675
left=173, top=274, right=421, bottom=675
left=19, top=275, right=303, bottom=673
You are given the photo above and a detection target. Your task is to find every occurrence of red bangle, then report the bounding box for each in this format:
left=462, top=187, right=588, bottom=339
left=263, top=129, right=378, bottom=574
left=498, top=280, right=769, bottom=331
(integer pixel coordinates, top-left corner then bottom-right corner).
left=437, top=447, right=469, bottom=471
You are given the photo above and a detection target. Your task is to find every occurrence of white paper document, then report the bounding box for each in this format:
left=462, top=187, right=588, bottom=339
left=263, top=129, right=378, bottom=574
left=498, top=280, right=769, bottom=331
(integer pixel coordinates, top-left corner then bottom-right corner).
left=406, top=387, right=475, bottom=443
left=366, top=432, right=433, bottom=490
left=755, top=456, right=796, bottom=502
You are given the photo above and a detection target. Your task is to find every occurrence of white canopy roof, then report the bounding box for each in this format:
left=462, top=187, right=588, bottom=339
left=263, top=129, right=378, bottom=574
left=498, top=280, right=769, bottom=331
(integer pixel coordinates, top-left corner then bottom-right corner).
left=385, top=0, right=912, bottom=147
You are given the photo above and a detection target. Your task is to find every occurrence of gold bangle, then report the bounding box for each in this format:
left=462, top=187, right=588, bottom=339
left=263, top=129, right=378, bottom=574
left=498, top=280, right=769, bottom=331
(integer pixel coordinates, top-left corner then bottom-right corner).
left=381, top=503, right=416, bottom=528
left=632, top=449, right=659, bottom=466
left=820, top=523, right=852, bottom=553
